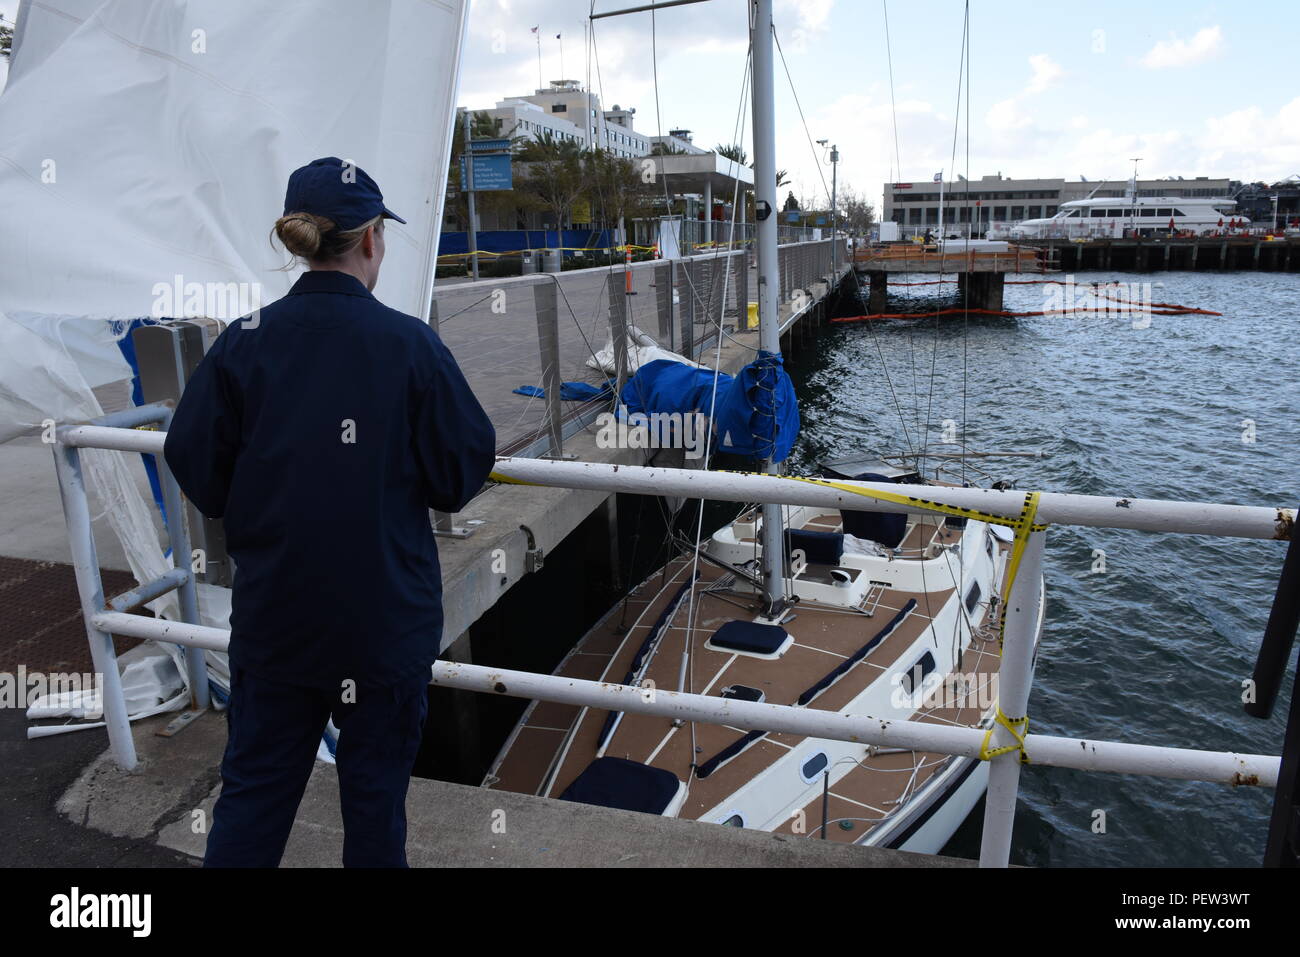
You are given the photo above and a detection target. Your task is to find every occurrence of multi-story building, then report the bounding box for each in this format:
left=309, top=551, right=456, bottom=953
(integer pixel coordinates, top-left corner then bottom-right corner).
left=883, top=174, right=1235, bottom=236
left=650, top=129, right=710, bottom=155
left=457, top=86, right=751, bottom=242
left=477, top=79, right=651, bottom=158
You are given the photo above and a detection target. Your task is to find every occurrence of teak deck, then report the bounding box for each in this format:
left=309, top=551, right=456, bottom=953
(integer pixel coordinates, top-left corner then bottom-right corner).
left=486, top=512, right=1008, bottom=845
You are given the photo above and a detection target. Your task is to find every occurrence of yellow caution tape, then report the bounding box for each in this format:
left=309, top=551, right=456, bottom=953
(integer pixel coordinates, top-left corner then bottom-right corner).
left=782, top=476, right=1045, bottom=650
left=491, top=467, right=1047, bottom=651
left=979, top=705, right=1030, bottom=763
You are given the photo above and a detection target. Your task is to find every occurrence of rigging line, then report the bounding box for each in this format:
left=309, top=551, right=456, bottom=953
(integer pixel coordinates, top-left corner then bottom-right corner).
left=840, top=266, right=918, bottom=456
left=920, top=4, right=969, bottom=471
left=920, top=5, right=972, bottom=625
left=772, top=28, right=831, bottom=207
left=961, top=0, right=971, bottom=493
left=434, top=289, right=498, bottom=324
left=881, top=0, right=903, bottom=185
left=677, top=27, right=757, bottom=786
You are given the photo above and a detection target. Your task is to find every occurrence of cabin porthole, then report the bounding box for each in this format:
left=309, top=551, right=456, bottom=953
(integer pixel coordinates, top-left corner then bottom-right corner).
left=900, top=651, right=938, bottom=696
left=720, top=812, right=745, bottom=828
left=800, top=751, right=830, bottom=784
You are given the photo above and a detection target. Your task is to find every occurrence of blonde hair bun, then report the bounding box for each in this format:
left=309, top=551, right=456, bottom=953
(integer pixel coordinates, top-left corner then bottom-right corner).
left=274, top=213, right=333, bottom=258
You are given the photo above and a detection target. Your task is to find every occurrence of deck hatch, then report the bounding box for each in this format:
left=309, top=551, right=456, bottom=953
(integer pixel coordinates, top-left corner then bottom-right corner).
left=557, top=757, right=682, bottom=815
left=708, top=620, right=790, bottom=655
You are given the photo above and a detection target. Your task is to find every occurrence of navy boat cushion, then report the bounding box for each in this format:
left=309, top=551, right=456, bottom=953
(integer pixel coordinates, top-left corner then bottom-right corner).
left=709, top=620, right=789, bottom=655
left=785, top=528, right=844, bottom=565
left=557, top=757, right=681, bottom=815
left=839, top=471, right=908, bottom=548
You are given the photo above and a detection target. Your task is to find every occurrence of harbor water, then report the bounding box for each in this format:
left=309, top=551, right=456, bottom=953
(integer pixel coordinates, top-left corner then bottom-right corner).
left=786, top=269, right=1297, bottom=866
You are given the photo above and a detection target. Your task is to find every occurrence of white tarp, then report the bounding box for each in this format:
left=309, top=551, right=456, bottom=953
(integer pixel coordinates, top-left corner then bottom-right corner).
left=656, top=217, right=682, bottom=260
left=587, top=326, right=702, bottom=377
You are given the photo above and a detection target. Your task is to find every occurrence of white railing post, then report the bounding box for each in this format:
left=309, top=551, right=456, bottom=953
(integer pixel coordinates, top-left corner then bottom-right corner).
left=52, top=440, right=138, bottom=770
left=979, top=528, right=1046, bottom=866
left=158, top=409, right=210, bottom=711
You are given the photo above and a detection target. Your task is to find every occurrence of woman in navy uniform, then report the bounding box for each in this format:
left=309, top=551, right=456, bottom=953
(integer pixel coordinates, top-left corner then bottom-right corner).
left=164, top=157, right=496, bottom=867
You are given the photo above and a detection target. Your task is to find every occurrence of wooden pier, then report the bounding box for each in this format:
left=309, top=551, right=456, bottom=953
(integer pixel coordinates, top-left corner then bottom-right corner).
left=1023, top=236, right=1299, bottom=273
left=851, top=242, right=1047, bottom=312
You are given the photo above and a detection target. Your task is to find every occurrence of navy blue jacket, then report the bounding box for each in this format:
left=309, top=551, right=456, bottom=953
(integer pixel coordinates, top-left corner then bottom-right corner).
left=163, top=270, right=495, bottom=690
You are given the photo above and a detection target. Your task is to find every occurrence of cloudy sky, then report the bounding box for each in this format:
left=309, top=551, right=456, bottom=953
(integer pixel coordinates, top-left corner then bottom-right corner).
left=458, top=0, right=1298, bottom=208
left=3, top=0, right=1295, bottom=211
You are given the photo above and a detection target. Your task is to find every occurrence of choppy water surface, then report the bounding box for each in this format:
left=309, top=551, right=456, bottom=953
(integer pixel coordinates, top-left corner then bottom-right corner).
left=785, top=269, right=1299, bottom=866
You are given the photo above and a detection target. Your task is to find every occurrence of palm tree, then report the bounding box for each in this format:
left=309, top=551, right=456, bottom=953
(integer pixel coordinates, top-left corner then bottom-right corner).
left=516, top=133, right=587, bottom=237
left=715, top=142, right=788, bottom=186
left=716, top=143, right=748, bottom=165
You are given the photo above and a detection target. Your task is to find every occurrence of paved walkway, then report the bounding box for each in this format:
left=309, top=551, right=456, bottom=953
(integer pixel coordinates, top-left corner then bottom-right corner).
left=49, top=709, right=973, bottom=868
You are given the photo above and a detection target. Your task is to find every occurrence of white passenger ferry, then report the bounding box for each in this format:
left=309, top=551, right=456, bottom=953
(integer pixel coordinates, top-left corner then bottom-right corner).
left=991, top=195, right=1247, bottom=240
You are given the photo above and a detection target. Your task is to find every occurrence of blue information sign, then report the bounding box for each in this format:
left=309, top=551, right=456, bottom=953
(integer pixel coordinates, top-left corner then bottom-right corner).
left=468, top=138, right=512, bottom=153
left=459, top=153, right=513, bottom=191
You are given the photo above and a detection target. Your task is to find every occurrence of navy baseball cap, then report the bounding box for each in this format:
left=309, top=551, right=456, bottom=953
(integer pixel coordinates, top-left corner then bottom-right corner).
left=283, top=157, right=406, bottom=230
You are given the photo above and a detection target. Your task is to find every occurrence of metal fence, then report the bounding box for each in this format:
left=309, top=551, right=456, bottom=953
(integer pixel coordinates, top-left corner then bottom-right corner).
left=52, top=425, right=1285, bottom=867
left=430, top=238, right=844, bottom=460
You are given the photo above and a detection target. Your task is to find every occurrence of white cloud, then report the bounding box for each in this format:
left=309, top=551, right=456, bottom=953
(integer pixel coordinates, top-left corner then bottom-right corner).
left=1197, top=96, right=1300, bottom=182
left=1141, top=26, right=1223, bottom=69
left=986, top=97, right=1031, bottom=132
left=984, top=55, right=1060, bottom=132
left=1026, top=54, right=1063, bottom=93
left=777, top=0, right=835, bottom=34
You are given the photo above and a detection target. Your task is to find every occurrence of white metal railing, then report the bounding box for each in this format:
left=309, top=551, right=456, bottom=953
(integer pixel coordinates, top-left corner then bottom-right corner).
left=52, top=422, right=1287, bottom=868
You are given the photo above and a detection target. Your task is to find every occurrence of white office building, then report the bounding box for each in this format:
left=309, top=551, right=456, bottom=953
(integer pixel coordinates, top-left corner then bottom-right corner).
left=883, top=174, right=1234, bottom=237
left=477, top=80, right=651, bottom=158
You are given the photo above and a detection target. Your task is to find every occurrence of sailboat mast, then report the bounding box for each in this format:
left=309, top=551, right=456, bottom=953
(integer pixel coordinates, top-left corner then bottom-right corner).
left=750, top=0, right=787, bottom=614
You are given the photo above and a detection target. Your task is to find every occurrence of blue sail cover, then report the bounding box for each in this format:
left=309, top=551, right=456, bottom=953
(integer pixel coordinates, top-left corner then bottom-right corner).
left=714, top=350, right=800, bottom=462
left=620, top=359, right=735, bottom=416
left=618, top=353, right=799, bottom=462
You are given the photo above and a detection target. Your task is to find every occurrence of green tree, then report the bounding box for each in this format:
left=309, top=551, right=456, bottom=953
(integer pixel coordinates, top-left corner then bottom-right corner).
left=716, top=143, right=787, bottom=188
left=516, top=132, right=587, bottom=232
left=783, top=191, right=800, bottom=212
left=836, top=186, right=876, bottom=233
left=446, top=111, right=533, bottom=232
left=584, top=149, right=656, bottom=233
left=716, top=142, right=748, bottom=165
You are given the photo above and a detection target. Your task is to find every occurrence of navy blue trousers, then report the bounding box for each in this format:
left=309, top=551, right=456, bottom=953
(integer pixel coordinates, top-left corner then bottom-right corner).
left=203, top=664, right=429, bottom=868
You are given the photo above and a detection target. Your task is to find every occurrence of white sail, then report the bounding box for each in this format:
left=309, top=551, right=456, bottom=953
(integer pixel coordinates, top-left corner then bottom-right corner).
left=0, top=0, right=470, bottom=439
left=0, top=0, right=471, bottom=736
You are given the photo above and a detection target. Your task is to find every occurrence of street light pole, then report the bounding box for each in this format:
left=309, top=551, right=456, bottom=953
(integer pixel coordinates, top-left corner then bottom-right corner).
left=831, top=143, right=839, bottom=278
left=463, top=109, right=480, bottom=282
left=819, top=138, right=839, bottom=278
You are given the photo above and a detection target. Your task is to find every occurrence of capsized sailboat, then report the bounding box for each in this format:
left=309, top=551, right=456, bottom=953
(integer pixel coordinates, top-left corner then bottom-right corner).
left=484, top=0, right=1044, bottom=853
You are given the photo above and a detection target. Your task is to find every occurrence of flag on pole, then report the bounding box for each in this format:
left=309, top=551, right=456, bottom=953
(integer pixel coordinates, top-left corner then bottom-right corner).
left=530, top=26, right=538, bottom=33
left=933, top=171, right=942, bottom=183
left=556, top=33, right=562, bottom=39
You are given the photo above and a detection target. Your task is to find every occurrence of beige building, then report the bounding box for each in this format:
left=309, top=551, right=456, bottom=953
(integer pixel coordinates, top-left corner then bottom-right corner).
left=479, top=79, right=652, bottom=158
left=883, top=174, right=1234, bottom=236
